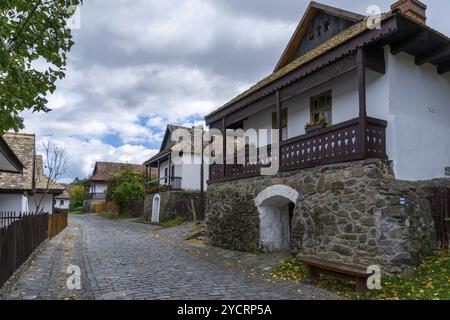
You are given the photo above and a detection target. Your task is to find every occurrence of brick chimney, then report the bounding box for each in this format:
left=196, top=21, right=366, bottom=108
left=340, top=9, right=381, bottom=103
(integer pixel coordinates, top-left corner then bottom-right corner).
left=391, top=0, right=427, bottom=24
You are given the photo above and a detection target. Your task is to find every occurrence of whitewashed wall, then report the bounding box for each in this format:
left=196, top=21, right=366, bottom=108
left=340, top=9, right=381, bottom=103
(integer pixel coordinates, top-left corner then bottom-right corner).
left=28, top=194, right=54, bottom=214
left=0, top=194, right=29, bottom=212
left=55, top=199, right=70, bottom=210
left=89, top=182, right=107, bottom=194
left=158, top=154, right=208, bottom=191
left=385, top=50, right=450, bottom=180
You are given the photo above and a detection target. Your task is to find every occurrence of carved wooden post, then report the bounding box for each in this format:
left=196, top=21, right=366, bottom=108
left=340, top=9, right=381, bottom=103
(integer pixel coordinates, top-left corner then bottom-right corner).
left=222, top=117, right=226, bottom=178
left=357, top=47, right=367, bottom=158
left=157, top=159, right=160, bottom=186
left=168, top=154, right=172, bottom=188
left=276, top=90, right=282, bottom=171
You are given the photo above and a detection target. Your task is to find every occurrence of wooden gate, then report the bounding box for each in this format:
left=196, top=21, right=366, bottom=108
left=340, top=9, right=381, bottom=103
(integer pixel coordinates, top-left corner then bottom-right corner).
left=429, top=187, right=450, bottom=249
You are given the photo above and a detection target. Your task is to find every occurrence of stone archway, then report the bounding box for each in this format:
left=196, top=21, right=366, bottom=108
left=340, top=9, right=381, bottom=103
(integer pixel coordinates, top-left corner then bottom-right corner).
left=151, top=194, right=161, bottom=223
left=254, top=185, right=299, bottom=252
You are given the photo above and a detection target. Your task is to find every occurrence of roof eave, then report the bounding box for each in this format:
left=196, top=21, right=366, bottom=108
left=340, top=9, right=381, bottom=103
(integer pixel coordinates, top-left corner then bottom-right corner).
left=0, top=137, right=24, bottom=173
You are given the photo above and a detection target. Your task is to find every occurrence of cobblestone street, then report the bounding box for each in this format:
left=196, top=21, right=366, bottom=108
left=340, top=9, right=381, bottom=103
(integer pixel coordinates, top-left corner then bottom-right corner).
left=0, top=214, right=339, bottom=300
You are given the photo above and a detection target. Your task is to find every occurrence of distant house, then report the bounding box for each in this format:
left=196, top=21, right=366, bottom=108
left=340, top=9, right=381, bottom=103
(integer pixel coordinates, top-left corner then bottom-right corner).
left=54, top=184, right=71, bottom=212
left=143, top=125, right=208, bottom=223
left=0, top=133, right=64, bottom=213
left=84, top=162, right=145, bottom=211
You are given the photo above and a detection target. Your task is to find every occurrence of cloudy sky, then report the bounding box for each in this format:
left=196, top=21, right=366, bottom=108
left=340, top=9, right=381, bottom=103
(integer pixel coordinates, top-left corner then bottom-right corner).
left=20, top=0, right=449, bottom=182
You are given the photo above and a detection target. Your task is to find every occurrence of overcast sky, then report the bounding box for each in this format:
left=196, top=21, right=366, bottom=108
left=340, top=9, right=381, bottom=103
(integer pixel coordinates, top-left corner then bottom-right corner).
left=20, top=0, right=450, bottom=182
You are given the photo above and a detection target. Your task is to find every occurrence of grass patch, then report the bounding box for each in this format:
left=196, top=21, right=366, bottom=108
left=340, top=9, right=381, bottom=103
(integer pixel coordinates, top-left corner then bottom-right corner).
left=68, top=211, right=83, bottom=215
left=272, top=250, right=450, bottom=300
left=98, top=212, right=131, bottom=220
left=162, top=217, right=184, bottom=228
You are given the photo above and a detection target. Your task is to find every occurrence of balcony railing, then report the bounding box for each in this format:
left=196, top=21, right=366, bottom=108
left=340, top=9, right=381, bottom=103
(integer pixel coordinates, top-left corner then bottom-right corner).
left=86, top=193, right=107, bottom=200
left=209, top=117, right=387, bottom=183
left=145, top=176, right=182, bottom=193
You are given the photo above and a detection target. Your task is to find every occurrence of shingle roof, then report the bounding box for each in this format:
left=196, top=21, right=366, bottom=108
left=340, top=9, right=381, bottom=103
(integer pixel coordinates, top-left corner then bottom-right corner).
left=145, top=124, right=208, bottom=165
left=205, top=12, right=394, bottom=121
left=89, top=162, right=145, bottom=182
left=0, top=133, right=35, bottom=191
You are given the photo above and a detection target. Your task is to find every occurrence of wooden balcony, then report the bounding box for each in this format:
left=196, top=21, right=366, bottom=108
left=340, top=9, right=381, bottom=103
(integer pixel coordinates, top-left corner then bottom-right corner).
left=86, top=193, right=107, bottom=200
left=145, top=176, right=183, bottom=193
left=208, top=117, right=387, bottom=184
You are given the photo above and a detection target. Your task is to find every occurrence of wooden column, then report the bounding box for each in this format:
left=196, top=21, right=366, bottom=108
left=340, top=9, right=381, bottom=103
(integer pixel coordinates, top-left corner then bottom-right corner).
left=222, top=117, right=226, bottom=178
left=168, top=154, right=172, bottom=188
left=157, top=159, right=160, bottom=186
left=145, top=165, right=148, bottom=192
left=357, top=47, right=367, bottom=158
left=276, top=90, right=282, bottom=171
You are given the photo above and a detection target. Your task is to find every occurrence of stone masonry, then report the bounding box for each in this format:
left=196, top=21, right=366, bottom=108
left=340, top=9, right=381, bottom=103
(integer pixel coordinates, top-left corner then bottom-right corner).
left=144, top=191, right=204, bottom=223
left=206, top=159, right=442, bottom=274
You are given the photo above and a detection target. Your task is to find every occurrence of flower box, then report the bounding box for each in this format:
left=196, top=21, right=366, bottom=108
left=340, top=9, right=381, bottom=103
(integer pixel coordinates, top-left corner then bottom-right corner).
left=305, top=123, right=327, bottom=134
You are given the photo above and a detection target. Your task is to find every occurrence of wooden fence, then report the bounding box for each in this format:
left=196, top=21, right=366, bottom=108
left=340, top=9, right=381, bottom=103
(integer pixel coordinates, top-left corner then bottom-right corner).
left=0, top=212, right=48, bottom=288
left=92, top=200, right=144, bottom=217
left=429, top=187, right=450, bottom=249
left=48, top=212, right=68, bottom=239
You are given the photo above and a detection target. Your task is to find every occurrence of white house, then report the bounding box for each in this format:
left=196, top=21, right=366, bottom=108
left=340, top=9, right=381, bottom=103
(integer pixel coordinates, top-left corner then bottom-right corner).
left=144, top=125, right=208, bottom=192
left=54, top=186, right=71, bottom=212
left=206, top=0, right=450, bottom=183
left=0, top=133, right=65, bottom=214
left=84, top=162, right=145, bottom=211
left=203, top=0, right=450, bottom=274
left=143, top=125, right=209, bottom=223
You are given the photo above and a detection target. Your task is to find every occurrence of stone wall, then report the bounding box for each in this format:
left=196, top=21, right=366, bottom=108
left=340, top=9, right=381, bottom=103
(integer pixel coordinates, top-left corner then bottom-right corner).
left=206, top=159, right=443, bottom=274
left=144, top=191, right=204, bottom=223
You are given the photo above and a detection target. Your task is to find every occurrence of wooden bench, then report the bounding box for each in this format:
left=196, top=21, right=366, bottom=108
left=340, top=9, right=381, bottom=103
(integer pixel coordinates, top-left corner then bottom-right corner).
left=298, top=256, right=370, bottom=294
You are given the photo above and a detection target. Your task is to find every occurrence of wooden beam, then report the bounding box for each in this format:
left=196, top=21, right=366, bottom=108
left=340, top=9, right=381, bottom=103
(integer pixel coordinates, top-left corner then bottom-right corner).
left=357, top=47, right=367, bottom=157
left=222, top=117, right=226, bottom=178
left=168, top=154, right=172, bottom=188
left=438, top=61, right=450, bottom=75
left=157, top=159, right=160, bottom=185
left=390, top=31, right=427, bottom=55
left=364, top=46, right=385, bottom=74
left=276, top=90, right=282, bottom=144
left=416, top=46, right=450, bottom=65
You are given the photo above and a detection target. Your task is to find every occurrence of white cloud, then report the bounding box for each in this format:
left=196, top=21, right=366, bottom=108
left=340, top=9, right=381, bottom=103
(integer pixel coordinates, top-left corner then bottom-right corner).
left=35, top=135, right=157, bottom=181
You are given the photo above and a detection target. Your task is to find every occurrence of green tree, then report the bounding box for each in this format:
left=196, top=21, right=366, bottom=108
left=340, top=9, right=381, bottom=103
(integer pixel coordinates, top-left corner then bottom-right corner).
left=106, top=168, right=144, bottom=201
left=0, top=0, right=82, bottom=134
left=112, top=180, right=145, bottom=215
left=69, top=184, right=85, bottom=209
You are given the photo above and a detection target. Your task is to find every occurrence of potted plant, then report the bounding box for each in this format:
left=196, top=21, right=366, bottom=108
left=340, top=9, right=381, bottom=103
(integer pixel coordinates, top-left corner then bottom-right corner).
left=305, top=116, right=328, bottom=133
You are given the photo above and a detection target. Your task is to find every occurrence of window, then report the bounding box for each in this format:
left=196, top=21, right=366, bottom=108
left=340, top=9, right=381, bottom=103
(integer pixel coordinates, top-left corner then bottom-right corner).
left=164, top=168, right=168, bottom=183
left=272, top=108, right=288, bottom=141
left=171, top=165, right=175, bottom=177
left=310, top=90, right=332, bottom=126
left=60, top=200, right=64, bottom=206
